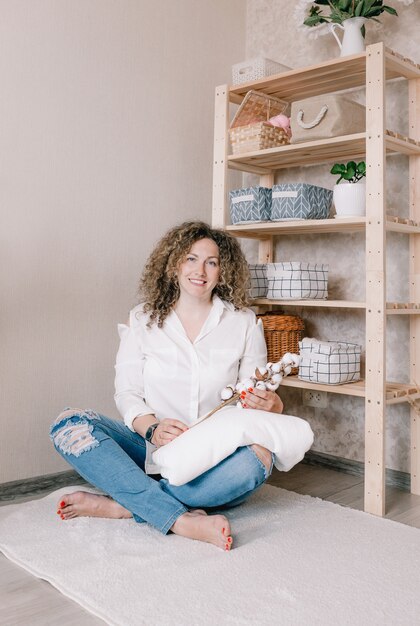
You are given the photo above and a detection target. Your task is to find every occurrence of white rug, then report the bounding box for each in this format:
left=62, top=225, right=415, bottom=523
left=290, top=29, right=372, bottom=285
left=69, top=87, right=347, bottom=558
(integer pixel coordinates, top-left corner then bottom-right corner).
left=1, top=485, right=420, bottom=626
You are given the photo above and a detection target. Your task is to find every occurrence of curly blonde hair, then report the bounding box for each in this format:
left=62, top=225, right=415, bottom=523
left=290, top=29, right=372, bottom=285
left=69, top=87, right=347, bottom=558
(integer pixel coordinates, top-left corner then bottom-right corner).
left=139, top=221, right=250, bottom=327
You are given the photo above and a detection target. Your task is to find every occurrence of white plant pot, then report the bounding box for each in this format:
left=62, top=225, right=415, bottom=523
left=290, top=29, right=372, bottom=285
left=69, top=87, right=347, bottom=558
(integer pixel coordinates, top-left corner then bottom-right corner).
left=333, top=181, right=366, bottom=217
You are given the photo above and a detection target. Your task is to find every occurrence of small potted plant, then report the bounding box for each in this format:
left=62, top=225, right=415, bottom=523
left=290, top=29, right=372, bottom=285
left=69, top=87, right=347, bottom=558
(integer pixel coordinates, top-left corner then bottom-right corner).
left=331, top=160, right=366, bottom=217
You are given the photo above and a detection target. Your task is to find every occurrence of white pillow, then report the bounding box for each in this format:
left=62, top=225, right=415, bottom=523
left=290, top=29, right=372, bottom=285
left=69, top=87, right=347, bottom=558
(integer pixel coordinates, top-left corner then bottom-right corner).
left=152, top=408, right=314, bottom=486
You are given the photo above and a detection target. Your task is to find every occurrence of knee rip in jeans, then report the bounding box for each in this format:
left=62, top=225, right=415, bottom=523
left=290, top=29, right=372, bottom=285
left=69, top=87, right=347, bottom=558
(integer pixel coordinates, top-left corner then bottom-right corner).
left=49, top=408, right=100, bottom=457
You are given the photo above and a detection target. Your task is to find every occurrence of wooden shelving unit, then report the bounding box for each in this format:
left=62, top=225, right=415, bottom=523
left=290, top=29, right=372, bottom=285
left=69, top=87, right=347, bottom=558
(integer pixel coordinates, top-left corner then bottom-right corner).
left=212, top=43, right=420, bottom=517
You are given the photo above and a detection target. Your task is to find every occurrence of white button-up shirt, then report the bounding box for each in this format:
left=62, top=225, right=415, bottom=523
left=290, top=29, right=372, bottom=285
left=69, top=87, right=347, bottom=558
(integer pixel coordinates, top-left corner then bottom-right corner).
left=114, top=296, right=267, bottom=431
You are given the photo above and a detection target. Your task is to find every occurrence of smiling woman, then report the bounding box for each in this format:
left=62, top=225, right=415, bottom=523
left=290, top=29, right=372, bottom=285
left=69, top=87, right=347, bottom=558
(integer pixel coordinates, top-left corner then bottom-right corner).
left=49, top=221, right=289, bottom=551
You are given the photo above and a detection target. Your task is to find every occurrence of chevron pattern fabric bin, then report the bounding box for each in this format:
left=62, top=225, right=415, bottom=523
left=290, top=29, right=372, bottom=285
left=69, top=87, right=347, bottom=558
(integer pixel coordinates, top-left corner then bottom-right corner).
left=266, top=262, right=328, bottom=300
left=248, top=264, right=267, bottom=298
left=229, top=187, right=271, bottom=224
left=271, top=183, right=333, bottom=221
left=298, top=338, right=361, bottom=385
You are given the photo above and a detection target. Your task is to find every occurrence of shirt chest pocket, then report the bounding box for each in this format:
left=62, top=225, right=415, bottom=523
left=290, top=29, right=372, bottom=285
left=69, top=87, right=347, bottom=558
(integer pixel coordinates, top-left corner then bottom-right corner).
left=146, top=347, right=178, bottom=380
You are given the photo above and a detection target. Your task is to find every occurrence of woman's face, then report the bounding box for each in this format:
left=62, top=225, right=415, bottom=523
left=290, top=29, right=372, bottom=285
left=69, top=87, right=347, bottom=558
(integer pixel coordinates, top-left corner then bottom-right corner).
left=177, top=238, right=220, bottom=302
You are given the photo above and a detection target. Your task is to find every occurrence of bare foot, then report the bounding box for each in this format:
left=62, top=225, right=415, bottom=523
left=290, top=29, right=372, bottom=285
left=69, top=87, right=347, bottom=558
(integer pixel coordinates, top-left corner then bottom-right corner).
left=57, top=491, right=132, bottom=521
left=251, top=444, right=272, bottom=474
left=171, top=509, right=233, bottom=551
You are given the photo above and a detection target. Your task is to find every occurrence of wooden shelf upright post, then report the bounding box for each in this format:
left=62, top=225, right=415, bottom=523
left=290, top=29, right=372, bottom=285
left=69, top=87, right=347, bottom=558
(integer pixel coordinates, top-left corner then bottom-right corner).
left=212, top=85, right=229, bottom=228
left=409, top=74, right=420, bottom=495
left=364, top=43, right=387, bottom=516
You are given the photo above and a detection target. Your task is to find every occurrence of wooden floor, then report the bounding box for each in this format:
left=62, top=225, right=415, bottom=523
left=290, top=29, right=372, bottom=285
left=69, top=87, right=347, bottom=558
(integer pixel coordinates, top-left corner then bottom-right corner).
left=1, top=463, right=420, bottom=625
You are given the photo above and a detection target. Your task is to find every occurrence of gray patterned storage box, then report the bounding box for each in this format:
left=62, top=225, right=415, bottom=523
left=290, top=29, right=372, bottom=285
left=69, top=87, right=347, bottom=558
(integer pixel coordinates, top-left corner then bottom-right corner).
left=266, top=262, right=328, bottom=300
left=271, top=183, right=333, bottom=220
left=229, top=187, right=271, bottom=224
left=298, top=338, right=361, bottom=385
left=248, top=264, right=267, bottom=298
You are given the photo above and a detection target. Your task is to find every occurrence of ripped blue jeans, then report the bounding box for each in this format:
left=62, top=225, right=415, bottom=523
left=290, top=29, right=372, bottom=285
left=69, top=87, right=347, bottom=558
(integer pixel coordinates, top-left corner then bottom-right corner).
left=49, top=409, right=273, bottom=534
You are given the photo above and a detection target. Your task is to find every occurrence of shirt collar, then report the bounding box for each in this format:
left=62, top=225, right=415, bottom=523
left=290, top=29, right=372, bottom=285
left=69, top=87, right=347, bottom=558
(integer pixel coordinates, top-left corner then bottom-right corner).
left=165, top=295, right=234, bottom=344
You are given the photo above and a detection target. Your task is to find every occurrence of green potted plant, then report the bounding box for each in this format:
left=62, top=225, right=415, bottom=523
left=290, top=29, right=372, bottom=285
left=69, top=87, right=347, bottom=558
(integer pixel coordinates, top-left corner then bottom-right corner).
left=295, top=1, right=413, bottom=57
left=331, top=160, right=366, bottom=217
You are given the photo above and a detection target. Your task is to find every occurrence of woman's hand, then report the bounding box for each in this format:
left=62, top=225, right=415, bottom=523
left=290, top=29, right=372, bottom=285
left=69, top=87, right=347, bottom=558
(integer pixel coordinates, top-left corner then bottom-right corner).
left=243, top=388, right=284, bottom=414
left=152, top=419, right=189, bottom=447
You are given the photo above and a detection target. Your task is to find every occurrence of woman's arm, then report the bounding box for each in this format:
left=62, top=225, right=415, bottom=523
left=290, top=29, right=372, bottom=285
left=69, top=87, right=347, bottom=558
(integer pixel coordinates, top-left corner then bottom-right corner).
left=115, top=320, right=188, bottom=442
left=114, top=322, right=157, bottom=431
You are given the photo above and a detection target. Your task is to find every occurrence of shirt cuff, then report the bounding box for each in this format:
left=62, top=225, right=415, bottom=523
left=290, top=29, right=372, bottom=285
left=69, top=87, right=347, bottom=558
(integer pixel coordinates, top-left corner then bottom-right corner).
left=123, top=405, right=156, bottom=432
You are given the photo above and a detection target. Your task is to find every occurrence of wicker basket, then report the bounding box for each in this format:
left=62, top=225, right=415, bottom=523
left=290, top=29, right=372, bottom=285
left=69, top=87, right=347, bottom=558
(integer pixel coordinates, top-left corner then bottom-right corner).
left=229, top=90, right=290, bottom=155
left=257, top=313, right=305, bottom=374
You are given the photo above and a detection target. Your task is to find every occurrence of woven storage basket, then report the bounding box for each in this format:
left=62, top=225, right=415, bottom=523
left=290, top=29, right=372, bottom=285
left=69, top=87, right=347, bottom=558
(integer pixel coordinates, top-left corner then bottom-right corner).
left=257, top=313, right=305, bottom=374
left=229, top=90, right=289, bottom=155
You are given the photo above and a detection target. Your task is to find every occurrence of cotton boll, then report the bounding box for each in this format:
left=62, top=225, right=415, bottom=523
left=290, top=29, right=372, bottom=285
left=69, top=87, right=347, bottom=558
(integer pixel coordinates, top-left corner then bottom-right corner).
left=242, top=378, right=255, bottom=390
left=235, top=382, right=245, bottom=392
left=236, top=401, right=244, bottom=409
left=256, top=366, right=267, bottom=376
left=266, top=362, right=273, bottom=370
left=256, top=381, right=267, bottom=390
left=220, top=387, right=234, bottom=400
left=281, top=353, right=294, bottom=367
left=291, top=354, right=301, bottom=367
left=284, top=365, right=292, bottom=376
left=271, top=362, right=281, bottom=373
left=266, top=381, right=280, bottom=391
left=271, top=373, right=283, bottom=384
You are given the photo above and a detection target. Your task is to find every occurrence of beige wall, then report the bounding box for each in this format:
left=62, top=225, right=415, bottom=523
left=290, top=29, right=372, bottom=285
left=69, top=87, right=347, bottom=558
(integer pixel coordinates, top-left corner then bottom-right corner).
left=0, top=0, right=245, bottom=483
left=244, top=0, right=420, bottom=472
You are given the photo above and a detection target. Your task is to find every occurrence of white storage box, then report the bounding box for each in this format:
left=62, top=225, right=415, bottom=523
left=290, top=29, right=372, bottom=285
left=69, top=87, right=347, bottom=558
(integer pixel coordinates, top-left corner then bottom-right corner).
left=271, top=183, right=333, bottom=221
left=232, top=57, right=290, bottom=85
left=229, top=186, right=271, bottom=224
left=298, top=338, right=361, bottom=385
left=248, top=264, right=267, bottom=298
left=266, top=262, right=328, bottom=300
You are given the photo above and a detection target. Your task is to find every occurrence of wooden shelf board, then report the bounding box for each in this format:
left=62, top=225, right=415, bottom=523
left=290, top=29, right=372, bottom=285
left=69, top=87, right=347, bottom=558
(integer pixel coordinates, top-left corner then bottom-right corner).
left=386, top=221, right=420, bottom=234
left=386, top=304, right=420, bottom=315
left=281, top=376, right=420, bottom=403
left=227, top=218, right=366, bottom=237
left=229, top=49, right=420, bottom=104
left=227, top=216, right=420, bottom=238
left=227, top=133, right=420, bottom=174
left=253, top=299, right=365, bottom=309
left=228, top=133, right=367, bottom=172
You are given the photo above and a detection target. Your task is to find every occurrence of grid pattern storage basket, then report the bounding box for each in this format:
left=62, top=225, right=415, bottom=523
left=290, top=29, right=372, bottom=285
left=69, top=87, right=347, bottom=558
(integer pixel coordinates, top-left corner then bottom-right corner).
left=266, top=262, right=328, bottom=300
left=298, top=338, right=362, bottom=385
left=229, top=90, right=290, bottom=155
left=248, top=264, right=267, bottom=298
left=257, top=313, right=305, bottom=374
left=229, top=186, right=271, bottom=224
left=271, top=183, right=333, bottom=221
left=232, top=57, right=290, bottom=85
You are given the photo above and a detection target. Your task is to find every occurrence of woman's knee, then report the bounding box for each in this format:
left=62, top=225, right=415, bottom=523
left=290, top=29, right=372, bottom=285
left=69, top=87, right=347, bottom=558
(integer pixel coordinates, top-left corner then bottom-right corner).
left=49, top=408, right=101, bottom=458
left=250, top=444, right=273, bottom=475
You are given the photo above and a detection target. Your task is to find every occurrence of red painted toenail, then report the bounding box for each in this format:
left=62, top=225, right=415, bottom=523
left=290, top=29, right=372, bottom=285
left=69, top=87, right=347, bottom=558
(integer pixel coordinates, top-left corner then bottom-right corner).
left=243, top=403, right=247, bottom=408
left=56, top=510, right=61, bottom=515
left=227, top=537, right=232, bottom=543
left=248, top=388, right=254, bottom=392
left=60, top=501, right=65, bottom=507
left=225, top=544, right=229, bottom=551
